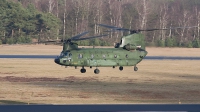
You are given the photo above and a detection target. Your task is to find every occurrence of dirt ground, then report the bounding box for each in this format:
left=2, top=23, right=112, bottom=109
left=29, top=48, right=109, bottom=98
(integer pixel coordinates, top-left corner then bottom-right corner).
left=0, top=45, right=200, bottom=104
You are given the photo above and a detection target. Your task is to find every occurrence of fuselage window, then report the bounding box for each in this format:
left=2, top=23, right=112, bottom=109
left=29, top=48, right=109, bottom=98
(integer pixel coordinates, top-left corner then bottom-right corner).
left=126, top=54, right=128, bottom=58
left=67, top=53, right=72, bottom=61
left=78, top=54, right=83, bottom=59
left=102, top=54, right=106, bottom=58
left=91, top=54, right=94, bottom=58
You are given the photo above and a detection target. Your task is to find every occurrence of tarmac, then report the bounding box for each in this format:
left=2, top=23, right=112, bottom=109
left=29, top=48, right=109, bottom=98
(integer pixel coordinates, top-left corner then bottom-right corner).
left=0, top=55, right=200, bottom=60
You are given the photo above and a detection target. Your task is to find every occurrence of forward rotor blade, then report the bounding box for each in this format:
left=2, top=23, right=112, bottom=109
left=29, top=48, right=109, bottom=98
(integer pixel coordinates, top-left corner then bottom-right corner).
left=36, top=40, right=61, bottom=44
left=73, top=34, right=108, bottom=41
left=97, top=24, right=120, bottom=29
left=44, top=40, right=58, bottom=42
left=138, top=28, right=168, bottom=32
left=70, top=31, right=89, bottom=40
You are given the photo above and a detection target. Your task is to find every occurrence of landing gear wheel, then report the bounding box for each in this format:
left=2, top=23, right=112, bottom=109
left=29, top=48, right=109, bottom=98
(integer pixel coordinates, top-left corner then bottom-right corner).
left=94, top=68, right=100, bottom=74
left=80, top=68, right=86, bottom=73
left=134, top=66, right=138, bottom=71
left=119, top=66, right=123, bottom=71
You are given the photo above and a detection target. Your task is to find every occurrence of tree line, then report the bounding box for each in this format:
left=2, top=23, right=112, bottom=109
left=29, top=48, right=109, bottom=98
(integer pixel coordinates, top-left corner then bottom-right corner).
left=1, top=0, right=200, bottom=47
left=0, top=0, right=60, bottom=45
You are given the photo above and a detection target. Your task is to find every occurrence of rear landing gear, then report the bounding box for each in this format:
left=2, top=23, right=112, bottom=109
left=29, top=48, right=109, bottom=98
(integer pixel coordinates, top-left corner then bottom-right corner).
left=119, top=66, right=123, bottom=71
left=134, top=66, right=138, bottom=71
left=80, top=67, right=86, bottom=73
left=94, top=68, right=100, bottom=74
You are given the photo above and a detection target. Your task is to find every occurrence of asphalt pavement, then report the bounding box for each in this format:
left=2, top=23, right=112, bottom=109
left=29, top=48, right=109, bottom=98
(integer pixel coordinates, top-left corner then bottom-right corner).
left=0, top=55, right=200, bottom=60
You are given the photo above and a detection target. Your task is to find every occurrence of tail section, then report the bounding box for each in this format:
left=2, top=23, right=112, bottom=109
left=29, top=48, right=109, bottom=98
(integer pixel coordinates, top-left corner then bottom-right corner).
left=120, top=33, right=146, bottom=50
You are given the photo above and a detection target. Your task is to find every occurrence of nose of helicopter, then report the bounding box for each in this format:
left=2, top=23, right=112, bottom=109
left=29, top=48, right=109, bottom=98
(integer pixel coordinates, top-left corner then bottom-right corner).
left=54, top=58, right=60, bottom=64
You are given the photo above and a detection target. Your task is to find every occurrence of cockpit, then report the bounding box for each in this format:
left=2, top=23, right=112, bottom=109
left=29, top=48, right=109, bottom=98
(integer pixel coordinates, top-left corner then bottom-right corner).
left=59, top=51, right=72, bottom=58
left=60, top=52, right=68, bottom=57
left=55, top=51, right=73, bottom=65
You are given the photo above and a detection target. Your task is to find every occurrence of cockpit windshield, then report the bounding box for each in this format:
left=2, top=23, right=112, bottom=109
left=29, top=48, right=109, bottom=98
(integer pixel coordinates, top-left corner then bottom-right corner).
left=60, top=52, right=68, bottom=57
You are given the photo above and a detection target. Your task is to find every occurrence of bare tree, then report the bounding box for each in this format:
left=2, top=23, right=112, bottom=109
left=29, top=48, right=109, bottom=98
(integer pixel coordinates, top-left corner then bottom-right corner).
left=56, top=0, right=59, bottom=40
left=136, top=0, right=150, bottom=30
left=80, top=0, right=90, bottom=32
left=176, top=10, right=193, bottom=45
left=71, top=0, right=81, bottom=35
left=48, top=0, right=56, bottom=13
left=194, top=6, right=200, bottom=40
left=63, top=0, right=66, bottom=39
left=114, top=0, right=123, bottom=39
left=159, top=3, right=169, bottom=41
left=90, top=0, right=103, bottom=35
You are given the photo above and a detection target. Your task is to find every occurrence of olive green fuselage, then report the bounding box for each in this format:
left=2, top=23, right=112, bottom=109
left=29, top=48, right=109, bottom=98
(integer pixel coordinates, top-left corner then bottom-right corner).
left=54, top=33, right=148, bottom=70
left=56, top=47, right=147, bottom=67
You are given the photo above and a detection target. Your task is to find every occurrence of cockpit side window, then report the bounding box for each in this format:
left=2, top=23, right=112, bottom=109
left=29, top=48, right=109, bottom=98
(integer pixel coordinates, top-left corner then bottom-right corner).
left=102, top=54, right=106, bottom=58
left=60, top=52, right=64, bottom=57
left=60, top=52, right=71, bottom=57
left=64, top=52, right=68, bottom=56
left=69, top=53, right=72, bottom=57
left=91, top=54, right=94, bottom=58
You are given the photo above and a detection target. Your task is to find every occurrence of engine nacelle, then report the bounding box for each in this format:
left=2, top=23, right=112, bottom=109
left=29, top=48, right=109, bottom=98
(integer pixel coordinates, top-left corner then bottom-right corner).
left=124, top=44, right=141, bottom=50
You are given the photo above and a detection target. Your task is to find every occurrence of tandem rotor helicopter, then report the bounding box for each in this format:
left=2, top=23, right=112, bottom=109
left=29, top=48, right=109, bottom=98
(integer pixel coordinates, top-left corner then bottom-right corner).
left=52, top=24, right=197, bottom=74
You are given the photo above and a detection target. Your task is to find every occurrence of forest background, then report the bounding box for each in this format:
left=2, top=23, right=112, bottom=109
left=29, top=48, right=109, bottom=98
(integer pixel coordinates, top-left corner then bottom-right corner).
left=0, top=0, right=200, bottom=48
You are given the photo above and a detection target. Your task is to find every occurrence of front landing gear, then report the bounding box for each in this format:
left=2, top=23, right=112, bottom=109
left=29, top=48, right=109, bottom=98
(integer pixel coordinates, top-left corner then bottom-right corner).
left=134, top=66, right=138, bottom=71
left=94, top=68, right=100, bottom=74
left=80, top=67, right=86, bottom=73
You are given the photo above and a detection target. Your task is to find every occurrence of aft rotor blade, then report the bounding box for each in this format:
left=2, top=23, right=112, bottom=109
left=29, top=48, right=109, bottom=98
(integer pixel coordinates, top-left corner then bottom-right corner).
left=73, top=34, right=108, bottom=41
left=97, top=24, right=130, bottom=31
left=168, top=26, right=198, bottom=29
left=98, top=23, right=198, bottom=32
left=139, top=26, right=198, bottom=32
left=70, top=31, right=89, bottom=40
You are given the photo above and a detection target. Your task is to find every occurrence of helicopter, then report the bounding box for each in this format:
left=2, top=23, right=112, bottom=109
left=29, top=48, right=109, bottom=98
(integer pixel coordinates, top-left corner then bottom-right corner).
left=54, top=24, right=197, bottom=74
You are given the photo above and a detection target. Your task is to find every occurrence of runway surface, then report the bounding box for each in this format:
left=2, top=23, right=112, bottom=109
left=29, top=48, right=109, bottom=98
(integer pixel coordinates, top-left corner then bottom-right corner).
left=0, top=55, right=200, bottom=60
